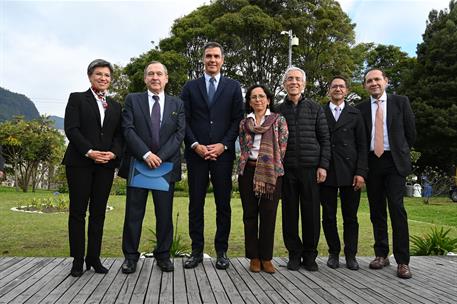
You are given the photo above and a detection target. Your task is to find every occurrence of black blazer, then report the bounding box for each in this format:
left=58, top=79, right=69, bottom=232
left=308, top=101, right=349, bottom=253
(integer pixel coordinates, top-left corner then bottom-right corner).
left=180, top=76, right=244, bottom=162
left=323, top=102, right=368, bottom=187
left=357, top=94, right=416, bottom=177
left=118, top=92, right=185, bottom=182
left=62, top=89, right=123, bottom=168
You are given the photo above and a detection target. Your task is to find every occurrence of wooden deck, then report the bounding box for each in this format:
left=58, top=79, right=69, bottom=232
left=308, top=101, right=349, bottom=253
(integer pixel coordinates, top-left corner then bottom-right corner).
left=0, top=256, right=456, bottom=304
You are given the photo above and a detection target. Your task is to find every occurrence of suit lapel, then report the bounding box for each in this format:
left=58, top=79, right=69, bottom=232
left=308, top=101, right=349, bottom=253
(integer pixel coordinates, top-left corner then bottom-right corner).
left=85, top=89, right=101, bottom=128
left=161, top=95, right=173, bottom=132
left=324, top=103, right=336, bottom=131
left=139, top=92, right=153, bottom=136
left=362, top=101, right=373, bottom=136
left=102, top=97, right=114, bottom=128
left=197, top=77, right=210, bottom=106
left=386, top=94, right=393, bottom=131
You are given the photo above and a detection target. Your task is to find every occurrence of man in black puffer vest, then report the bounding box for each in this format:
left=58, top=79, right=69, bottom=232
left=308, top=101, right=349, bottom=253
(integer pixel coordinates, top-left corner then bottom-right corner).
left=278, top=66, right=331, bottom=271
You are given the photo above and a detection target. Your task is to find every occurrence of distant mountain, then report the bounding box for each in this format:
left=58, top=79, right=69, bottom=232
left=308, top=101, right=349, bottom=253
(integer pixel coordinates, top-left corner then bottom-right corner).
left=49, top=115, right=64, bottom=130
left=0, top=87, right=40, bottom=122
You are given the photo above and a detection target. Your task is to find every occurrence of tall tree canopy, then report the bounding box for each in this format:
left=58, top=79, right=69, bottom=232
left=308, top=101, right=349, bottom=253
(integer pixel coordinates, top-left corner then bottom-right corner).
left=403, top=0, right=457, bottom=170
left=120, top=0, right=357, bottom=102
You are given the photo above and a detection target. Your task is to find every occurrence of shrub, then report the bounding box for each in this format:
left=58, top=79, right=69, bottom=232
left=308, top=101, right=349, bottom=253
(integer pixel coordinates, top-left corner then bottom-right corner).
left=411, top=226, right=457, bottom=255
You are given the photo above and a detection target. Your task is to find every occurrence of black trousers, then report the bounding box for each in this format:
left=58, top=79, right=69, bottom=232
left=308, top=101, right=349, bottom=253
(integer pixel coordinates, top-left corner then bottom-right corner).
left=238, top=165, right=282, bottom=261
left=367, top=152, right=410, bottom=264
left=282, top=167, right=320, bottom=262
left=66, top=165, right=114, bottom=259
left=187, top=158, right=233, bottom=254
left=122, top=184, right=175, bottom=261
left=320, top=185, right=360, bottom=257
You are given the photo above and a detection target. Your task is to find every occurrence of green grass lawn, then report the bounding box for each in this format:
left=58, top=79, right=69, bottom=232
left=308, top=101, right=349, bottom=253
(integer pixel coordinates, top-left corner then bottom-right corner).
left=1, top=186, right=456, bottom=258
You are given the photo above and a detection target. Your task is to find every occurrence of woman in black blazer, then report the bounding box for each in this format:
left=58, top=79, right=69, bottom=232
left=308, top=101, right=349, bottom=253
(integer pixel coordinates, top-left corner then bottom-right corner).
left=62, top=59, right=123, bottom=277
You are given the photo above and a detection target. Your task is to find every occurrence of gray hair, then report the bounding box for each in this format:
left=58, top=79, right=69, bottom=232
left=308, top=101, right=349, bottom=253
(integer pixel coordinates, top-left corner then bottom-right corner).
left=282, top=66, right=307, bottom=84
left=144, top=61, right=168, bottom=77
left=87, top=59, right=113, bottom=76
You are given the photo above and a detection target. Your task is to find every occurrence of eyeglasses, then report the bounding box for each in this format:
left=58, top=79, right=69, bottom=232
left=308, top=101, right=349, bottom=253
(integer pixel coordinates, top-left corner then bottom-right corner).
left=250, top=94, right=266, bottom=100
left=330, top=84, right=346, bottom=89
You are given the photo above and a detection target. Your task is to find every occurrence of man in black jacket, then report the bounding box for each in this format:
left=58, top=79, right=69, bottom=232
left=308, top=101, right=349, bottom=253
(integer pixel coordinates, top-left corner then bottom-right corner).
left=357, top=68, right=416, bottom=279
left=278, top=66, right=331, bottom=271
left=320, top=76, right=367, bottom=271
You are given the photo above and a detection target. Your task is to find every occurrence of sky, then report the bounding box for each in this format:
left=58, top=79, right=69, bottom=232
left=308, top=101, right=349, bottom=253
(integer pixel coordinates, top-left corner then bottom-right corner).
left=0, top=0, right=452, bottom=117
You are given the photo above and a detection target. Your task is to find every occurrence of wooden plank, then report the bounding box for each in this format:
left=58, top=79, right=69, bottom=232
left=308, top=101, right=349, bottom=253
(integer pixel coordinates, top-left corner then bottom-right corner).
left=112, top=259, right=143, bottom=304
left=159, top=262, right=174, bottom=304
left=183, top=265, right=202, bottom=304
left=193, top=258, right=216, bottom=303
left=0, top=258, right=52, bottom=297
left=0, top=258, right=41, bottom=288
left=21, top=258, right=73, bottom=304
left=84, top=258, right=125, bottom=304
left=129, top=258, right=153, bottom=304
left=69, top=258, right=116, bottom=304
left=173, top=258, right=188, bottom=304
left=224, top=258, right=260, bottom=304
left=275, top=257, right=344, bottom=303
left=237, top=257, right=301, bottom=304
left=0, top=258, right=62, bottom=303
left=230, top=257, right=274, bottom=304
left=0, top=257, right=16, bottom=268
left=200, top=258, right=230, bottom=304
left=144, top=259, right=162, bottom=304
left=210, top=258, right=245, bottom=304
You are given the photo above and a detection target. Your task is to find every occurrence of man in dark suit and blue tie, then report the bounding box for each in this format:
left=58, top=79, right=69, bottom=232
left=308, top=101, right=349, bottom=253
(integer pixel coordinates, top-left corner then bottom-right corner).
left=357, top=68, right=416, bottom=279
left=320, top=76, right=367, bottom=271
left=181, top=42, right=244, bottom=269
left=119, top=61, right=185, bottom=273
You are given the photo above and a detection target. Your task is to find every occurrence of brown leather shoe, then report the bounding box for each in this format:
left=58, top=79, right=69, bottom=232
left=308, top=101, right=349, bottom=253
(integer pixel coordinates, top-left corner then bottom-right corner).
left=261, top=260, right=276, bottom=274
left=249, top=258, right=261, bottom=272
left=369, top=256, right=390, bottom=269
left=397, top=264, right=412, bottom=279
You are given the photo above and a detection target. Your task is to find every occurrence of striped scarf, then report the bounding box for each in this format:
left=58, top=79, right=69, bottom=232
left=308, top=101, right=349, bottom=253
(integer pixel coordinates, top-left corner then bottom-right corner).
left=243, top=113, right=282, bottom=199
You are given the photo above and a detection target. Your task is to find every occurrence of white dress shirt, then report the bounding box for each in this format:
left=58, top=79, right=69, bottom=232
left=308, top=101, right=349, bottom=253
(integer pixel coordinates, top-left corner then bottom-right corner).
left=247, top=109, right=271, bottom=160
left=370, top=91, right=390, bottom=151
left=329, top=101, right=345, bottom=121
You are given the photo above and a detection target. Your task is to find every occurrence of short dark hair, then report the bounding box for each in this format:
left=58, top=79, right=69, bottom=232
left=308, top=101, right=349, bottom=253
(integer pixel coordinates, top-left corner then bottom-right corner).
left=87, top=59, right=113, bottom=76
left=244, top=84, right=275, bottom=114
left=203, top=41, right=224, bottom=57
left=363, top=68, right=387, bottom=83
left=329, top=75, right=349, bottom=88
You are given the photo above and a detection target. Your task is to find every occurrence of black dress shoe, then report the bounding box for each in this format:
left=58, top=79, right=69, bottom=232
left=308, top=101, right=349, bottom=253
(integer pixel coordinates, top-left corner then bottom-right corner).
left=70, top=258, right=84, bottom=277
left=156, top=258, right=174, bottom=272
left=287, top=256, right=301, bottom=271
left=327, top=254, right=340, bottom=269
left=345, top=256, right=359, bottom=270
left=184, top=253, right=203, bottom=269
left=303, top=260, right=319, bottom=272
left=215, top=252, right=230, bottom=270
left=85, top=257, right=108, bottom=274
left=121, top=259, right=137, bottom=274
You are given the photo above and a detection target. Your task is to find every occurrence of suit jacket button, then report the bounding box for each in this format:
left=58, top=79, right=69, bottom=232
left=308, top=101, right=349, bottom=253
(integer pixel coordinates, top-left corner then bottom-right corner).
left=210, top=121, right=213, bottom=124
left=101, top=132, right=104, bottom=136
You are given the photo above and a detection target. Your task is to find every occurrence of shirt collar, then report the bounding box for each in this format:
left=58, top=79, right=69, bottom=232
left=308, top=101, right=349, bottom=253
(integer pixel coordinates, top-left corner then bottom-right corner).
left=204, top=73, right=221, bottom=83
left=147, top=90, right=165, bottom=101
left=370, top=91, right=387, bottom=104
left=329, top=101, right=345, bottom=112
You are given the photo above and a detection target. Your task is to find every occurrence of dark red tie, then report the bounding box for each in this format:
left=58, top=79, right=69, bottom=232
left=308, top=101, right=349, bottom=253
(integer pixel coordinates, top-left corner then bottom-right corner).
left=151, top=95, right=160, bottom=153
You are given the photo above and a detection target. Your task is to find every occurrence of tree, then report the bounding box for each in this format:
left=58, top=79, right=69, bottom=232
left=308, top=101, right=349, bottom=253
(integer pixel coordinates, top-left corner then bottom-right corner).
left=0, top=116, right=65, bottom=192
left=114, top=0, right=357, bottom=102
left=403, top=0, right=457, bottom=170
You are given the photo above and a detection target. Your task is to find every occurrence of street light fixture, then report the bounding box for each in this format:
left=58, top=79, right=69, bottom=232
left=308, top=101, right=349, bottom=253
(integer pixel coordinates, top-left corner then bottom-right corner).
left=281, top=30, right=299, bottom=67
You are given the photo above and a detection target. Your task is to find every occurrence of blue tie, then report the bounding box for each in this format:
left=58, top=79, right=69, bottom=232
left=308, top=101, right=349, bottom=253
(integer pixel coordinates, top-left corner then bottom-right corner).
left=151, top=95, right=160, bottom=153
left=208, top=77, right=216, bottom=105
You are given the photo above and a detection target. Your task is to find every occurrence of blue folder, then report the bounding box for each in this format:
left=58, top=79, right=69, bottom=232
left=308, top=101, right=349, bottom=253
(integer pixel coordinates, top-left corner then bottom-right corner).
left=128, top=158, right=173, bottom=191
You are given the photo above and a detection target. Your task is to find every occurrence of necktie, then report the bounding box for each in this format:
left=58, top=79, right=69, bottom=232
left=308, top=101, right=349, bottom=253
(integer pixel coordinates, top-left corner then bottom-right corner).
left=208, top=77, right=216, bottom=104
left=151, top=95, right=160, bottom=153
left=374, top=100, right=384, bottom=157
left=334, top=106, right=340, bottom=121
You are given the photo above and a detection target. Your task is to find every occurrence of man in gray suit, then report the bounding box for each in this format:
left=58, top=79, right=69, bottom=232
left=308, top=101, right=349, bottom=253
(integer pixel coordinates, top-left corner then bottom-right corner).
left=119, top=61, right=185, bottom=273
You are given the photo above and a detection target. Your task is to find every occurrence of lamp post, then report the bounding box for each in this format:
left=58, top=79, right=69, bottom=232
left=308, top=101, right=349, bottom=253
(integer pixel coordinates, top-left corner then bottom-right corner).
left=281, top=30, right=299, bottom=67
